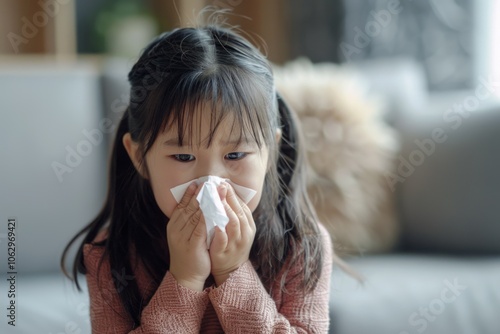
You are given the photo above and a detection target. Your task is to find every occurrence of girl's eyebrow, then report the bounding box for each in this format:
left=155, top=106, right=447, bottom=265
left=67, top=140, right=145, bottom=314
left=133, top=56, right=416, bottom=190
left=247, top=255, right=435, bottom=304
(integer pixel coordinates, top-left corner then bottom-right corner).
left=220, top=138, right=257, bottom=146
left=162, top=137, right=258, bottom=147
left=163, top=138, right=182, bottom=147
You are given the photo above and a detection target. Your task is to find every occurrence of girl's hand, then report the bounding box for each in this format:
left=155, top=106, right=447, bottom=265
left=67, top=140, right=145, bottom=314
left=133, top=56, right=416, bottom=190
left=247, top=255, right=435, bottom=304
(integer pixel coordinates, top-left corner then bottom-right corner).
left=210, top=183, right=256, bottom=286
left=167, top=183, right=211, bottom=292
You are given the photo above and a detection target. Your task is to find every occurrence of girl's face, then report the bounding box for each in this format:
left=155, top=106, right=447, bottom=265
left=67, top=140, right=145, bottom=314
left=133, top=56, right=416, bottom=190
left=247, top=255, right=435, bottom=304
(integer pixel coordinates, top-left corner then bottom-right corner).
left=125, top=104, right=271, bottom=219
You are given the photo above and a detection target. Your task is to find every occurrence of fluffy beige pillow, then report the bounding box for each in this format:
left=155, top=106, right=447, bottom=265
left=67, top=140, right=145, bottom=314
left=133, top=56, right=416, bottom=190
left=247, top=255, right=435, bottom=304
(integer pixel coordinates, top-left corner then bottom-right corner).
left=274, top=58, right=400, bottom=256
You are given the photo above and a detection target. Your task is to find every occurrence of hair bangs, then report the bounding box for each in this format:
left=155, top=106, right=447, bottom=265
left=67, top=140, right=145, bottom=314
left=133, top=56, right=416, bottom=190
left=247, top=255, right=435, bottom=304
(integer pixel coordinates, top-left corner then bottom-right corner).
left=153, top=67, right=275, bottom=150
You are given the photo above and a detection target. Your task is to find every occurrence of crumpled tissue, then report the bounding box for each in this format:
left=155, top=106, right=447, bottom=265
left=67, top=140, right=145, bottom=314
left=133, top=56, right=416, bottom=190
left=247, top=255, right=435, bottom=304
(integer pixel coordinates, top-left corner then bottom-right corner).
left=170, top=175, right=257, bottom=248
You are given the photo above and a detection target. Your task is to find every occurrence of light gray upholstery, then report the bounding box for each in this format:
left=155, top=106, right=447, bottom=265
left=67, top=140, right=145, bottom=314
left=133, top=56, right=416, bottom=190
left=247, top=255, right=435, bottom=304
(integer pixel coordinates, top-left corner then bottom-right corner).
left=0, top=60, right=107, bottom=274
left=0, top=60, right=102, bottom=333
left=329, top=58, right=500, bottom=333
left=398, top=107, right=500, bottom=254
left=330, top=255, right=500, bottom=334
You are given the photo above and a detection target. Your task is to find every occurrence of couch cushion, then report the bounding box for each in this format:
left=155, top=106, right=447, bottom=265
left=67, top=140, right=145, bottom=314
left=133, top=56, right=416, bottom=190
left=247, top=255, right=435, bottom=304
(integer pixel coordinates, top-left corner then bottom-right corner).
left=0, top=272, right=90, bottom=333
left=330, top=254, right=500, bottom=334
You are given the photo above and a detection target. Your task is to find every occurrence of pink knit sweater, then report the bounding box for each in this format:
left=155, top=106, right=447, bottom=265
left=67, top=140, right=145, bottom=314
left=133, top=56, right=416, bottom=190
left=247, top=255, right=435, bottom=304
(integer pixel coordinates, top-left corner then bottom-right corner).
left=83, top=224, right=332, bottom=333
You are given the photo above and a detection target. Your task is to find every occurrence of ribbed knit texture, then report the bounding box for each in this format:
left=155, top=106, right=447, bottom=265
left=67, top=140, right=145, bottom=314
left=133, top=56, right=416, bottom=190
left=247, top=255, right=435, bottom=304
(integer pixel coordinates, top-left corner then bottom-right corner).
left=83, top=224, right=332, bottom=333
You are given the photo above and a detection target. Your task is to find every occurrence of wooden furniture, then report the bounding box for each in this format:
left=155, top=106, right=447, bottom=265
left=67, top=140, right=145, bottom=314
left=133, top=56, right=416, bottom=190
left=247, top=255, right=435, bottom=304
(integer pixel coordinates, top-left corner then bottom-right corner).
left=0, top=0, right=288, bottom=63
left=0, top=0, right=76, bottom=56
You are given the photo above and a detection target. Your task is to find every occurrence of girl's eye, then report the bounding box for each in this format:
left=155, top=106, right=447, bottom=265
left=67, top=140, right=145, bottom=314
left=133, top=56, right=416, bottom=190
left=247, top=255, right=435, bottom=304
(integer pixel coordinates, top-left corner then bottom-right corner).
left=173, top=154, right=195, bottom=162
left=225, top=152, right=247, bottom=160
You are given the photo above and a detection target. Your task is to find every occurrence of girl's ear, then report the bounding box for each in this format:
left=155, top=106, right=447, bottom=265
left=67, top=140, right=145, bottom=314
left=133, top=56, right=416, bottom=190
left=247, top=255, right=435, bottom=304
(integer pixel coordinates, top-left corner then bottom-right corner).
left=267, top=128, right=283, bottom=172
left=275, top=128, right=282, bottom=144
left=122, top=133, right=148, bottom=179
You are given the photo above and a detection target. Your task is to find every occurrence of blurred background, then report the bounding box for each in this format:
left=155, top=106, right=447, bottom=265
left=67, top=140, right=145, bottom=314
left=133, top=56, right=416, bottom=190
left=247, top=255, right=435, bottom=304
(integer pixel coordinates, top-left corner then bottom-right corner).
left=1, top=0, right=499, bottom=86
left=1, top=1, right=499, bottom=333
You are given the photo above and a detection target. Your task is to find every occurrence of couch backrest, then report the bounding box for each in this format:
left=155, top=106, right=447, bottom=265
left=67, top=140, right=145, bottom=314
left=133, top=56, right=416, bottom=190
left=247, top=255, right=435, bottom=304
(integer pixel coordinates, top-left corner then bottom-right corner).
left=397, top=105, right=500, bottom=254
left=0, top=58, right=107, bottom=273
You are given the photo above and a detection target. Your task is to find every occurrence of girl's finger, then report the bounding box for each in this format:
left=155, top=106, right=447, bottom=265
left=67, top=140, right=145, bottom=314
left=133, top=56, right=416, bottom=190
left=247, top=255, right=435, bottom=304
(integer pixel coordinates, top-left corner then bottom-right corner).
left=224, top=183, right=247, bottom=221
left=182, top=184, right=203, bottom=216
left=210, top=225, right=228, bottom=253
left=240, top=202, right=255, bottom=234
left=181, top=207, right=203, bottom=239
left=177, top=182, right=198, bottom=209
left=169, top=183, right=202, bottom=233
left=219, top=183, right=241, bottom=240
left=224, top=183, right=251, bottom=235
left=188, top=213, right=206, bottom=242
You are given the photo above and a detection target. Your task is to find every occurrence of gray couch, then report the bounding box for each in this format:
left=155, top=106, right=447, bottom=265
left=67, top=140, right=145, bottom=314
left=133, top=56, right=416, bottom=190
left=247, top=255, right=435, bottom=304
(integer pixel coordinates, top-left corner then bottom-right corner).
left=330, top=58, right=500, bottom=334
left=0, top=58, right=101, bottom=333
left=0, top=57, right=498, bottom=334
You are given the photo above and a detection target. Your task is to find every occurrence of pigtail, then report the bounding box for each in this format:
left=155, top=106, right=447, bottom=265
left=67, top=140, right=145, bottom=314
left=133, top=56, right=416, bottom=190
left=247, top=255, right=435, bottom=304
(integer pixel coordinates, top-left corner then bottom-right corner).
left=276, top=92, right=298, bottom=190
left=59, top=109, right=129, bottom=280
left=251, top=91, right=323, bottom=293
left=61, top=110, right=146, bottom=326
left=102, top=110, right=145, bottom=326
left=60, top=111, right=131, bottom=287
left=276, top=92, right=323, bottom=292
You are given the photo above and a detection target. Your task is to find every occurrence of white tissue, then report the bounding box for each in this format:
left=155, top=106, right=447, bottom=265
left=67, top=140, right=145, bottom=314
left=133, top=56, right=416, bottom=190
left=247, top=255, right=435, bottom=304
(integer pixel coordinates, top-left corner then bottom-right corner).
left=170, top=176, right=257, bottom=248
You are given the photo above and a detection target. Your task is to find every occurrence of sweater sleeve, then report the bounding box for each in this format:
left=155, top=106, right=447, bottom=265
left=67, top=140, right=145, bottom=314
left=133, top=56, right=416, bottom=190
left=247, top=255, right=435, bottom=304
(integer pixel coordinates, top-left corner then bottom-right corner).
left=83, top=244, right=210, bottom=333
left=208, top=224, right=333, bottom=333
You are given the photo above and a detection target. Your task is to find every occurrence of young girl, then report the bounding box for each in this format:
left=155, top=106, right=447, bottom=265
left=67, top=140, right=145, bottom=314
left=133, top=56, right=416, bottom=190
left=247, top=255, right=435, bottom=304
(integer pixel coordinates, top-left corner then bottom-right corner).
left=62, top=24, right=332, bottom=333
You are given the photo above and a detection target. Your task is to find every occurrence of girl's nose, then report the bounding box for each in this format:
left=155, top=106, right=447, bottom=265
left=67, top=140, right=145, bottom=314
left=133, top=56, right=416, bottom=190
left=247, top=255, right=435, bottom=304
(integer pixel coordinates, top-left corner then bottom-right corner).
left=197, top=160, right=227, bottom=179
